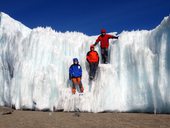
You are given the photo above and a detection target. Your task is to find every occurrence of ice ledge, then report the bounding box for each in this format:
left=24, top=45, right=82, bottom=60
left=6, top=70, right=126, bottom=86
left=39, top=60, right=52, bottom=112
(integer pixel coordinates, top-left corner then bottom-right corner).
left=0, top=12, right=31, bottom=34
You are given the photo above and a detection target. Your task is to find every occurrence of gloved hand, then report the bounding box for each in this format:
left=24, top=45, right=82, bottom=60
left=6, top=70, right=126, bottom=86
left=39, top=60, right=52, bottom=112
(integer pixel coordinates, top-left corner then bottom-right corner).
left=93, top=42, right=97, bottom=46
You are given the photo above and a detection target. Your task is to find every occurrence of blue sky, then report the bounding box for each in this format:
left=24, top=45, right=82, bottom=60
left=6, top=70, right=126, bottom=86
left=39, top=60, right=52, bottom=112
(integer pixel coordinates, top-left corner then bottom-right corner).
left=1, top=0, right=170, bottom=35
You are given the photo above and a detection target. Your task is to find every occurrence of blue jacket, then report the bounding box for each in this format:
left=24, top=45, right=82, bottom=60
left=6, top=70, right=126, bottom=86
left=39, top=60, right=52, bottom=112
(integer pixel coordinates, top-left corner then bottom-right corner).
left=69, top=64, right=82, bottom=78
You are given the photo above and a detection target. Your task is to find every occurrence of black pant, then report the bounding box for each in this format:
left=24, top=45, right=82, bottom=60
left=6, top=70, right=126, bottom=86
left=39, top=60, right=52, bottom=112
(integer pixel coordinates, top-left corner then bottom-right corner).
left=89, top=62, right=98, bottom=78
left=101, top=48, right=108, bottom=63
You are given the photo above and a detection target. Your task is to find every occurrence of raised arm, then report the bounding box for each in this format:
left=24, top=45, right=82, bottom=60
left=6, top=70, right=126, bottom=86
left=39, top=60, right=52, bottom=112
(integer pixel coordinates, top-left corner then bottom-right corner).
left=93, top=36, right=100, bottom=46
left=108, top=34, right=119, bottom=39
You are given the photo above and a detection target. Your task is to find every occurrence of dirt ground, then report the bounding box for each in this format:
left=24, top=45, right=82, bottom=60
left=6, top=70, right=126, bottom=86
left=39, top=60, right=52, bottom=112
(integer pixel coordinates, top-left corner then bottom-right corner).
left=0, top=107, right=170, bottom=128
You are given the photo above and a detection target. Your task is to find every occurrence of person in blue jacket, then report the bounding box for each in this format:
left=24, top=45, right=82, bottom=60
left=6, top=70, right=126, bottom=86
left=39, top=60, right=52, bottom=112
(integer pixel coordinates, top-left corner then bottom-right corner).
left=69, top=58, right=84, bottom=94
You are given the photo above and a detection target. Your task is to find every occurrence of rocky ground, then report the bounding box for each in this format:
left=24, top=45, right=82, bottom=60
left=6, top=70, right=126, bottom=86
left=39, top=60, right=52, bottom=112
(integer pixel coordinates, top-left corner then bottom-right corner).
left=0, top=106, right=170, bottom=128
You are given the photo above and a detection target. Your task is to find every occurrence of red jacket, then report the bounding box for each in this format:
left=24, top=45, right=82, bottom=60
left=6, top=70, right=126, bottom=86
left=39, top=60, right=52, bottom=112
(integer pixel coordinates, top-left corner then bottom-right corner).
left=86, top=50, right=99, bottom=63
left=95, top=34, right=117, bottom=48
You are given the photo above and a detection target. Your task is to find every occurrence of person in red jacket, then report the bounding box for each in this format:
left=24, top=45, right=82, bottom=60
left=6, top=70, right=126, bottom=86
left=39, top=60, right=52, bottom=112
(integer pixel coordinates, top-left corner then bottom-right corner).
left=93, top=29, right=118, bottom=64
left=86, top=45, right=99, bottom=80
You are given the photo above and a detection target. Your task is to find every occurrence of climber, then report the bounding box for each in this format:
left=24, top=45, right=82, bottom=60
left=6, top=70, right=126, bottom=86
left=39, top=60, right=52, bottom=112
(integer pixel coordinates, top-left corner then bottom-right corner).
left=69, top=58, right=84, bottom=94
left=86, top=45, right=99, bottom=80
left=93, top=29, right=118, bottom=64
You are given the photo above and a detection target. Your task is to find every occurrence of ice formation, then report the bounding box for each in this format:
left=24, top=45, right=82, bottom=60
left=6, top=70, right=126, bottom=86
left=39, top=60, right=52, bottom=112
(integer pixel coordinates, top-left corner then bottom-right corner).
left=0, top=12, right=170, bottom=113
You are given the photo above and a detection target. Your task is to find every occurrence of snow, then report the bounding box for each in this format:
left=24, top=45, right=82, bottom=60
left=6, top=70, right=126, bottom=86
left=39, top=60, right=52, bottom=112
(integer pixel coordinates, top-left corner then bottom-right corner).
left=0, top=12, right=170, bottom=113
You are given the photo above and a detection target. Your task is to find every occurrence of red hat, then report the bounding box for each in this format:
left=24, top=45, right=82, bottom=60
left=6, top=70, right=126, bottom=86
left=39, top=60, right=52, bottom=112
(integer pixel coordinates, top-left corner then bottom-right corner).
left=101, top=29, right=106, bottom=33
left=90, top=45, right=94, bottom=50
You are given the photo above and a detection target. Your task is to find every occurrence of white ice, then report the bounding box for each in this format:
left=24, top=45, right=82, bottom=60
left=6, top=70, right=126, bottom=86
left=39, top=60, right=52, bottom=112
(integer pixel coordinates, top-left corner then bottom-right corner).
left=0, top=12, right=170, bottom=113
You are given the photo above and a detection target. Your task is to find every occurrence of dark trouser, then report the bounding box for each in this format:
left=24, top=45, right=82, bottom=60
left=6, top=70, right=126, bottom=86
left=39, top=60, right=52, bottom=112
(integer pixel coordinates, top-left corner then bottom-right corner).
left=89, top=62, right=98, bottom=78
left=101, top=48, right=108, bottom=63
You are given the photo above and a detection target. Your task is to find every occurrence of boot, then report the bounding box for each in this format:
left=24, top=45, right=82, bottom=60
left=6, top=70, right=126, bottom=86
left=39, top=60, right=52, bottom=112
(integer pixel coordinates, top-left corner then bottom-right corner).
left=72, top=88, right=76, bottom=94
left=80, top=86, right=84, bottom=93
left=89, top=76, right=94, bottom=80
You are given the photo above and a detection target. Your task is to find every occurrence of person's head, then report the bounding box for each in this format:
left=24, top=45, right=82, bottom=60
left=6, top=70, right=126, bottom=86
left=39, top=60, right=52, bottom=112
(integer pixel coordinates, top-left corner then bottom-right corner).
left=73, top=58, right=79, bottom=64
left=90, top=45, right=94, bottom=51
left=101, top=29, right=106, bottom=36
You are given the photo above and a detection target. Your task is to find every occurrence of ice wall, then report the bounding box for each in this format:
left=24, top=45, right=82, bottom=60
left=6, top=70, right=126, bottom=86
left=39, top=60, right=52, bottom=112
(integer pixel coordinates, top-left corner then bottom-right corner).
left=0, top=12, right=170, bottom=113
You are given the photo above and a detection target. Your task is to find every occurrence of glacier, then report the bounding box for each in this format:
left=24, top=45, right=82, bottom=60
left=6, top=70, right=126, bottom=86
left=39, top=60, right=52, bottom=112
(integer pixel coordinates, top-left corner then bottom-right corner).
left=0, top=12, right=170, bottom=113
